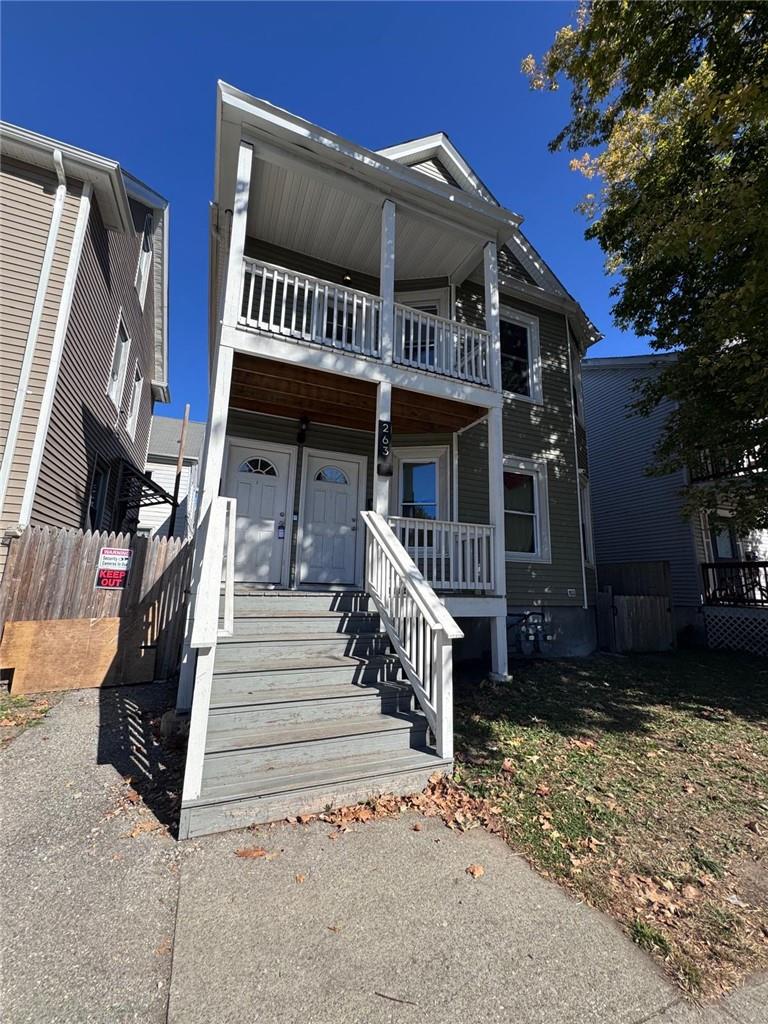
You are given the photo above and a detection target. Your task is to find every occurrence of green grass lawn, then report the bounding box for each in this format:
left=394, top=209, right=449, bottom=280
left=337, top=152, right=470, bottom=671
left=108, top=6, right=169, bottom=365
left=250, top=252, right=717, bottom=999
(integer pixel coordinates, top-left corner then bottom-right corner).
left=453, top=651, right=768, bottom=998
left=0, top=690, right=57, bottom=747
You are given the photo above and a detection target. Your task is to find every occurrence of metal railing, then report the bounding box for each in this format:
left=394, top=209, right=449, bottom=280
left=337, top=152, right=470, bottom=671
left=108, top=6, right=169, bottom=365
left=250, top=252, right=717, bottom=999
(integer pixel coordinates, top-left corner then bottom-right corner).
left=702, top=561, right=768, bottom=607
left=240, top=258, right=381, bottom=357
left=362, top=510, right=463, bottom=759
left=393, top=303, right=491, bottom=385
left=387, top=516, right=495, bottom=592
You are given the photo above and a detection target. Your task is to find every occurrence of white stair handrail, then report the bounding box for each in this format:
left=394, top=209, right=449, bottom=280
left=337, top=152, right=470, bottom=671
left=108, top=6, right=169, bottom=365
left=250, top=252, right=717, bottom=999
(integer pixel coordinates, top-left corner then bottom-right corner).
left=361, top=510, right=462, bottom=759
left=190, top=495, right=236, bottom=648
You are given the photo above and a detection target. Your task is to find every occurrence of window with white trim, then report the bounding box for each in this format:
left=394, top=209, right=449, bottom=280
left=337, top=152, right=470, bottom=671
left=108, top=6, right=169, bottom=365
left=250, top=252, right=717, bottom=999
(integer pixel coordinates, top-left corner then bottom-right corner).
left=135, top=212, right=153, bottom=309
left=107, top=316, right=131, bottom=407
left=126, top=363, right=143, bottom=439
left=500, top=308, right=542, bottom=403
left=503, top=455, right=550, bottom=561
left=579, top=475, right=594, bottom=565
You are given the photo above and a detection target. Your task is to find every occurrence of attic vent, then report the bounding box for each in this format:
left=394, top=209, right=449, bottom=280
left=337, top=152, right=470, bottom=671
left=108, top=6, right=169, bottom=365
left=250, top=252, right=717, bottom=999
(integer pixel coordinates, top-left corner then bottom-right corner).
left=411, top=159, right=459, bottom=188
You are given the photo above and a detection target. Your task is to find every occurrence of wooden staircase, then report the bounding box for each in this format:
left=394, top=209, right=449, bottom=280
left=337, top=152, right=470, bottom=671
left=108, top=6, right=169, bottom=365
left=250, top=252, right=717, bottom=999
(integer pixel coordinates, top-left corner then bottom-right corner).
left=178, top=588, right=451, bottom=839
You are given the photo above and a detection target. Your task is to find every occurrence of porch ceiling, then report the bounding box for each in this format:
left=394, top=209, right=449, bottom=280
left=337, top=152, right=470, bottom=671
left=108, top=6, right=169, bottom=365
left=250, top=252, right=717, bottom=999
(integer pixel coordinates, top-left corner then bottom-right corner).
left=246, top=157, right=485, bottom=283
left=229, top=354, right=485, bottom=434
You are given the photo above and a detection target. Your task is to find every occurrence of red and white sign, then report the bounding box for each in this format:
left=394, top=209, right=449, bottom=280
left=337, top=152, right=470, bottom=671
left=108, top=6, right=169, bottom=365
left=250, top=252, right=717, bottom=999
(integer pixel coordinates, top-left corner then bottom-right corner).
left=95, top=547, right=133, bottom=590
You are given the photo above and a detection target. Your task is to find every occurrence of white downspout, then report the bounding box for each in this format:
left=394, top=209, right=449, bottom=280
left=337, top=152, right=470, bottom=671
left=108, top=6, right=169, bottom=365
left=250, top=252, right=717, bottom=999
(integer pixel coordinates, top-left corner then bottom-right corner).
left=0, top=150, right=67, bottom=521
left=567, top=320, right=589, bottom=610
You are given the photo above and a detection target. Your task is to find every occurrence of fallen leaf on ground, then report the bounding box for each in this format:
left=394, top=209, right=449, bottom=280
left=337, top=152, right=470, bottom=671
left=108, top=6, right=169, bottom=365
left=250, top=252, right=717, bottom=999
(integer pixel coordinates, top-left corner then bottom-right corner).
left=128, top=818, right=163, bottom=838
left=235, top=846, right=269, bottom=859
left=501, top=757, right=516, bottom=774
left=327, top=925, right=341, bottom=933
left=412, top=822, right=422, bottom=831
left=295, top=873, right=306, bottom=883
left=535, top=783, right=551, bottom=797
left=466, top=863, right=485, bottom=879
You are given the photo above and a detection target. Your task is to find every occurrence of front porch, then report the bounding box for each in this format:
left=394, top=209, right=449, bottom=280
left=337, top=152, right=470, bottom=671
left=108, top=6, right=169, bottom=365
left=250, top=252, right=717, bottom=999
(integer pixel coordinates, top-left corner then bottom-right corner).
left=224, top=352, right=499, bottom=599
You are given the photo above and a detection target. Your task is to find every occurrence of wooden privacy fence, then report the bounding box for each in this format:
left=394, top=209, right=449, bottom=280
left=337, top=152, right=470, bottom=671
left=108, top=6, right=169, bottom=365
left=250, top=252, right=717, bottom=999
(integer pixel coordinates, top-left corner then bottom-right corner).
left=0, top=526, right=193, bottom=693
left=596, top=561, right=675, bottom=653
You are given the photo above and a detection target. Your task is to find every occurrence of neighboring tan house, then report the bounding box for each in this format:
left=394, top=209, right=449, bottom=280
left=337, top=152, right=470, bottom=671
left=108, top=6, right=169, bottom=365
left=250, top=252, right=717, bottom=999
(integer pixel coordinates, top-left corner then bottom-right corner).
left=583, top=354, right=767, bottom=647
left=178, top=83, right=599, bottom=838
left=138, top=415, right=206, bottom=539
left=0, top=123, right=170, bottom=575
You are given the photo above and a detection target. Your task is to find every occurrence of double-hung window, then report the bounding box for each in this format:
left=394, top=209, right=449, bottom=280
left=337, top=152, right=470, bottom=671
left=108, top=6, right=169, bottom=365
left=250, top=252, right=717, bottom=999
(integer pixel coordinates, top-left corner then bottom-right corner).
left=503, top=455, right=550, bottom=562
left=126, top=364, right=143, bottom=439
left=135, top=212, right=153, bottom=309
left=107, top=317, right=131, bottom=408
left=500, top=308, right=542, bottom=403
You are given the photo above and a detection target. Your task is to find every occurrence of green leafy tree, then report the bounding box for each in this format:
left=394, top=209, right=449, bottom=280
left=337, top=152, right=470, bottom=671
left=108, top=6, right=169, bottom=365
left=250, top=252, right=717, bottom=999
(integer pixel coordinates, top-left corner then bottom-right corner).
left=524, top=1, right=768, bottom=533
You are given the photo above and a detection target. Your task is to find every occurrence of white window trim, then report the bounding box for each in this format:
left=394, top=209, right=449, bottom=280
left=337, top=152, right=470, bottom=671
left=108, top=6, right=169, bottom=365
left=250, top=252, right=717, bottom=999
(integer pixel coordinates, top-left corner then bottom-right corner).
left=392, top=445, right=450, bottom=520
left=125, top=361, right=143, bottom=440
left=394, top=288, right=450, bottom=319
left=134, top=212, right=153, bottom=310
left=500, top=306, right=543, bottom=406
left=579, top=473, right=594, bottom=566
left=106, top=311, right=131, bottom=412
left=571, top=341, right=585, bottom=424
left=503, top=453, right=551, bottom=563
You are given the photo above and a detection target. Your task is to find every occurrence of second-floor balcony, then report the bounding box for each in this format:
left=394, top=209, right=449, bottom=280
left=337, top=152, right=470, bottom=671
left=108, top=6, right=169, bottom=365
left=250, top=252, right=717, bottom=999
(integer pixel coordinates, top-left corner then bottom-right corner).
left=239, top=257, right=493, bottom=387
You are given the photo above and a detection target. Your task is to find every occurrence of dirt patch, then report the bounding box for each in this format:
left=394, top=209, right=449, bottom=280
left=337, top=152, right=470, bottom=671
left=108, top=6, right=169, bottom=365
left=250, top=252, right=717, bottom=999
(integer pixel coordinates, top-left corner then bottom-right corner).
left=0, top=689, right=60, bottom=748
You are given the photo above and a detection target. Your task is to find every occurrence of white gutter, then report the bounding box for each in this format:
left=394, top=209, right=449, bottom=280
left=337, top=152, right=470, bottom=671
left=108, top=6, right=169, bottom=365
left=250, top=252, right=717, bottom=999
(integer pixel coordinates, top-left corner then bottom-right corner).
left=19, top=183, right=93, bottom=526
left=0, top=149, right=67, bottom=521
left=567, top=320, right=589, bottom=610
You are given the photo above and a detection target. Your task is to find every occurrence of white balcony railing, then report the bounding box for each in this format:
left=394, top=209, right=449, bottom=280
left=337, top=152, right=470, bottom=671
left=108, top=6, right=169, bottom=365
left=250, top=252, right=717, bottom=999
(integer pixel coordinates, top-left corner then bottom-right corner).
left=388, top=516, right=495, bottom=592
left=393, top=304, right=491, bottom=386
left=239, top=258, right=494, bottom=387
left=241, top=258, right=382, bottom=358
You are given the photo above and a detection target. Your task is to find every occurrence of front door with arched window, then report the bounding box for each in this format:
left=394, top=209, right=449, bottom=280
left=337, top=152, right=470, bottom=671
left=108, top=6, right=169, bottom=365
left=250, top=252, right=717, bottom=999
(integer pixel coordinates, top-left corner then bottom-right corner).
left=225, top=443, right=294, bottom=583
left=299, top=451, right=364, bottom=585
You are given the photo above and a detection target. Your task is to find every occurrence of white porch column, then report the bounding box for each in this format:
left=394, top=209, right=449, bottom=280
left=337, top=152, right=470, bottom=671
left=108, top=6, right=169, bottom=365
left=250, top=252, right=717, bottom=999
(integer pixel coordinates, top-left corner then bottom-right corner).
left=372, top=199, right=396, bottom=517
left=373, top=381, right=393, bottom=516
left=177, top=141, right=253, bottom=711
left=484, top=241, right=509, bottom=678
left=379, top=199, right=395, bottom=364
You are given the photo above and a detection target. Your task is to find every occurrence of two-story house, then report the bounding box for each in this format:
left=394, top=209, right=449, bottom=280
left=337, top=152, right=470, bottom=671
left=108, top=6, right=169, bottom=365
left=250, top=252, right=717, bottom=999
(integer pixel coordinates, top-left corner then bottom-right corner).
left=583, top=354, right=767, bottom=649
left=0, top=123, right=170, bottom=577
left=178, top=83, right=598, bottom=837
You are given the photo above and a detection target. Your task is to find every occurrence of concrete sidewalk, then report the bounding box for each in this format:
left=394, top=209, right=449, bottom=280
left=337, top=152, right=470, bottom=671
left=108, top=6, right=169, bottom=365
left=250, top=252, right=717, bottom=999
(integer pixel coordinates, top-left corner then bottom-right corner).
left=1, top=686, right=765, bottom=1024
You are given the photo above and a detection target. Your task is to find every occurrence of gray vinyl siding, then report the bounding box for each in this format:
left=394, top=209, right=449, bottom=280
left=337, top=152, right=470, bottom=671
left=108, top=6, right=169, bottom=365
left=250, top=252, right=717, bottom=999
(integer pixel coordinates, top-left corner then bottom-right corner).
left=455, top=285, right=586, bottom=608
left=0, top=157, right=81, bottom=569
left=31, top=196, right=157, bottom=532
left=582, top=362, right=702, bottom=608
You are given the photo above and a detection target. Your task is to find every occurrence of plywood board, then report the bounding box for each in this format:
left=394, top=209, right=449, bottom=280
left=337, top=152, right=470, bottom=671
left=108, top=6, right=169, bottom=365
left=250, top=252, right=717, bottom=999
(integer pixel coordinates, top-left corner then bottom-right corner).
left=0, top=618, right=156, bottom=695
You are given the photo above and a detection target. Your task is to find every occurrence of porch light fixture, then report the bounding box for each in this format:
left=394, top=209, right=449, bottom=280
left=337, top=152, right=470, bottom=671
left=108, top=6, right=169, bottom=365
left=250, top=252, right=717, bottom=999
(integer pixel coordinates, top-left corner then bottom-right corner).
left=297, top=415, right=310, bottom=445
left=343, top=273, right=352, bottom=283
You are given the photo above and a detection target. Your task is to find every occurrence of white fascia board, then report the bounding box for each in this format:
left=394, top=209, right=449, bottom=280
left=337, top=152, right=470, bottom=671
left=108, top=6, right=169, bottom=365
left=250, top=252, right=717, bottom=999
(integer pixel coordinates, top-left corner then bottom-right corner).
left=584, top=353, right=677, bottom=371
left=215, top=83, right=522, bottom=241
left=0, top=121, right=132, bottom=232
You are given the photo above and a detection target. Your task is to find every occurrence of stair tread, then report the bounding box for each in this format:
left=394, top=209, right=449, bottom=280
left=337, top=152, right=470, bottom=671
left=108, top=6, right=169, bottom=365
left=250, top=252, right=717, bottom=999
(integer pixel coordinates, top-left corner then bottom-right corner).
left=194, top=747, right=449, bottom=805
left=205, top=709, right=426, bottom=754
left=229, top=609, right=377, bottom=619
left=210, top=680, right=409, bottom=710
left=217, top=630, right=386, bottom=645
left=213, top=653, right=400, bottom=677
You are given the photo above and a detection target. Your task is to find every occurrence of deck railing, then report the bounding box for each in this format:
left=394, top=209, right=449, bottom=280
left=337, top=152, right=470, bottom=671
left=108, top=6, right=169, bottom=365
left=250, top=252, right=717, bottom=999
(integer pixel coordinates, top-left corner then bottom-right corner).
left=239, top=258, right=494, bottom=387
left=702, top=561, right=768, bottom=607
left=393, top=304, right=491, bottom=385
left=388, top=516, right=495, bottom=592
left=362, top=511, right=463, bottom=759
left=240, top=258, right=381, bottom=358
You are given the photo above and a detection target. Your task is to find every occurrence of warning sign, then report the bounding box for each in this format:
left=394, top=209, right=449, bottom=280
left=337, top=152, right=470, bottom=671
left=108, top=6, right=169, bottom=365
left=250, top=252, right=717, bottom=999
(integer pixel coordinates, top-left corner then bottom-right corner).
left=95, top=547, right=133, bottom=590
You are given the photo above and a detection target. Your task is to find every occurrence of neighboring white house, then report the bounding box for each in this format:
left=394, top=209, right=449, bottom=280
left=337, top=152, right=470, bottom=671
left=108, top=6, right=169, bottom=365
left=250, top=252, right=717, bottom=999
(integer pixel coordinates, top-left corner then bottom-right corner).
left=137, top=416, right=206, bottom=539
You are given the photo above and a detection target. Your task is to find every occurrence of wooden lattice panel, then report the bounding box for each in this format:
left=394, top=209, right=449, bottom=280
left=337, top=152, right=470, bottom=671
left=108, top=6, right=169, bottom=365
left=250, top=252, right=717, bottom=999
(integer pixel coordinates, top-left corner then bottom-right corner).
left=704, top=607, right=768, bottom=658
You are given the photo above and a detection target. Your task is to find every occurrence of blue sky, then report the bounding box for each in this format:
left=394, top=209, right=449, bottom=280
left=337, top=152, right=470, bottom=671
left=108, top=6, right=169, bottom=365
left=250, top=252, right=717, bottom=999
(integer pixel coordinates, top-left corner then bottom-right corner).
left=2, top=1, right=647, bottom=421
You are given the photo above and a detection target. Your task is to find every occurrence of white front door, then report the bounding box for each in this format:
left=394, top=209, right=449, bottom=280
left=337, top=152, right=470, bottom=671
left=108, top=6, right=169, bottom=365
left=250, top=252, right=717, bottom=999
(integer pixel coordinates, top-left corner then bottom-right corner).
left=225, top=444, right=293, bottom=583
left=300, top=453, right=362, bottom=584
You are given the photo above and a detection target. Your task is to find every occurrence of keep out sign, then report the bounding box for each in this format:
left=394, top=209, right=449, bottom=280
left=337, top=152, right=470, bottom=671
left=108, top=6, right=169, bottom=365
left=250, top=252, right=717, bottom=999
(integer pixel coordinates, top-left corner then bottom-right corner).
left=96, top=547, right=133, bottom=590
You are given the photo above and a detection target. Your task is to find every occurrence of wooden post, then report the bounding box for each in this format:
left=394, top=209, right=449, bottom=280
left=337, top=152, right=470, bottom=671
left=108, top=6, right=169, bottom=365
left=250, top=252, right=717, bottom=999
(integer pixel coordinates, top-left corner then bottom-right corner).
left=484, top=241, right=502, bottom=392
left=167, top=403, right=190, bottom=538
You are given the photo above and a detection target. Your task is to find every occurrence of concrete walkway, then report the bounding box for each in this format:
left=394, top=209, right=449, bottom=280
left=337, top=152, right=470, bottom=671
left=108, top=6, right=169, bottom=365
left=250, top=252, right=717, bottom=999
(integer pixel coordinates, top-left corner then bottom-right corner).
left=1, top=687, right=765, bottom=1024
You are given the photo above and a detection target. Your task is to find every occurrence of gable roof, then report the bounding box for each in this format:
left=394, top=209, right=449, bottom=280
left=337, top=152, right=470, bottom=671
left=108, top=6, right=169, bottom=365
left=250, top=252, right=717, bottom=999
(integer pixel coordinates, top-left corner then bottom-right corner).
left=377, top=132, right=500, bottom=206
left=148, top=416, right=206, bottom=462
